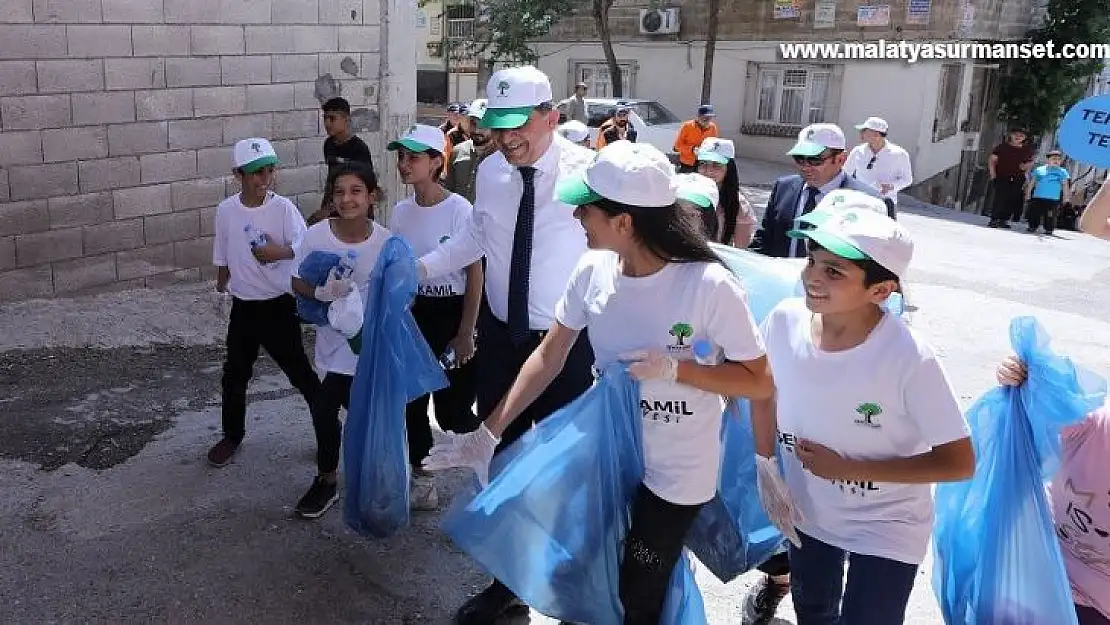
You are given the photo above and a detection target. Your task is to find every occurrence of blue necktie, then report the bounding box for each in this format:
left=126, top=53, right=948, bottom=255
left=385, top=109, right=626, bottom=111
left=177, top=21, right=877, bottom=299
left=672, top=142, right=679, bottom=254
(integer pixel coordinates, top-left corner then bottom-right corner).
left=507, top=166, right=536, bottom=344
left=790, top=186, right=820, bottom=258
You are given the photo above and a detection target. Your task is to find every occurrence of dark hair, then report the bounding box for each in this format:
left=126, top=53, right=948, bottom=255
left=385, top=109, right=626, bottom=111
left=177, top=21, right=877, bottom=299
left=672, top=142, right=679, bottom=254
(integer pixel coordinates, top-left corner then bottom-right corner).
left=322, top=97, right=351, bottom=115
left=717, top=160, right=741, bottom=244
left=592, top=198, right=721, bottom=265
left=1046, top=149, right=1063, bottom=158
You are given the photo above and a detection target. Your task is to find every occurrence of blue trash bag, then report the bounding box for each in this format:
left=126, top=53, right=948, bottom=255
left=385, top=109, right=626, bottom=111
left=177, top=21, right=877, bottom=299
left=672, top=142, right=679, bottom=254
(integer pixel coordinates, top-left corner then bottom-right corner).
left=685, top=401, right=784, bottom=583
left=709, top=244, right=805, bottom=321
left=294, top=250, right=343, bottom=325
left=443, top=365, right=707, bottom=624
left=933, top=316, right=1107, bottom=625
left=343, top=236, right=449, bottom=538
left=660, top=551, right=709, bottom=625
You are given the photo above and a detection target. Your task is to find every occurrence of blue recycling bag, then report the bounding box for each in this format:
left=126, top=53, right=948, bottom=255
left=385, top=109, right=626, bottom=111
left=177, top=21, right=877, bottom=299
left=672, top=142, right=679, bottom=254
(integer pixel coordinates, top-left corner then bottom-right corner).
left=933, top=317, right=1107, bottom=624
left=343, top=236, right=449, bottom=538
left=295, top=250, right=342, bottom=325
left=710, top=244, right=805, bottom=320
left=443, top=365, right=706, bottom=624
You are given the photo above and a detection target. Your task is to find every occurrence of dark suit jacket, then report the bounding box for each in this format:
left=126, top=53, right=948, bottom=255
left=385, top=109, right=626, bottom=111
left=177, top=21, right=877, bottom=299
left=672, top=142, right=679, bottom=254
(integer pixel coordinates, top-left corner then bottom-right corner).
left=751, top=173, right=886, bottom=258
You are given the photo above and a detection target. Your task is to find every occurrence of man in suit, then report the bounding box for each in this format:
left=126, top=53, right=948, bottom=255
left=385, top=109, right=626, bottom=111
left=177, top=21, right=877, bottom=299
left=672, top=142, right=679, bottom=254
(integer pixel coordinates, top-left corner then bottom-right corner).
left=751, top=123, right=885, bottom=260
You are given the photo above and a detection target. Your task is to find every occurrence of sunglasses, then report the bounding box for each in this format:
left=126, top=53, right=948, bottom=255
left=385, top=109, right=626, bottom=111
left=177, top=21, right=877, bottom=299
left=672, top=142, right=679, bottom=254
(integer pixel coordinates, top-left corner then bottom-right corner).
left=793, top=153, right=834, bottom=166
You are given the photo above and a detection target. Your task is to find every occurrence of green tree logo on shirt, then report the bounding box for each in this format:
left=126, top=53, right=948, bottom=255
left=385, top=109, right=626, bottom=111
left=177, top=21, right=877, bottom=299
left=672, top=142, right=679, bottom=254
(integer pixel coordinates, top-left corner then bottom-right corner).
left=854, top=402, right=883, bottom=428
left=669, top=322, right=693, bottom=347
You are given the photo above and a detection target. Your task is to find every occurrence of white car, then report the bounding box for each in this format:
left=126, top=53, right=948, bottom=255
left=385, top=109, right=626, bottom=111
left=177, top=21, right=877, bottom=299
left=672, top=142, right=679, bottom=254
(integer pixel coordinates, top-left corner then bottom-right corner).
left=560, top=98, right=683, bottom=160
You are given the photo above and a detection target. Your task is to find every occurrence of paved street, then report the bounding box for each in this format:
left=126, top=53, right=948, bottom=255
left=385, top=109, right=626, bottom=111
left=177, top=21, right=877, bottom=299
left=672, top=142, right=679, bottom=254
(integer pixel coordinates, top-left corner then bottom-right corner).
left=1, top=178, right=1108, bottom=624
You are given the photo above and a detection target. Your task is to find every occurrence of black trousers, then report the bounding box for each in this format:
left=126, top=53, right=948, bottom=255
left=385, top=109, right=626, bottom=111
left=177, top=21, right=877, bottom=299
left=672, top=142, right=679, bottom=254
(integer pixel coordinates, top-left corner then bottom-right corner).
left=405, top=295, right=479, bottom=467
left=310, top=372, right=351, bottom=474
left=990, top=177, right=1025, bottom=223
left=621, top=485, right=703, bottom=624
left=221, top=295, right=321, bottom=444
left=1027, top=198, right=1059, bottom=232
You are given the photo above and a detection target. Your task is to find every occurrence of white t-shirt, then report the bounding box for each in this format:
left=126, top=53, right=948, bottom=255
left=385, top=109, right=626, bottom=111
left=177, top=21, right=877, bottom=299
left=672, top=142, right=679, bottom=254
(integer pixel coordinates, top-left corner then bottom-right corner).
left=556, top=251, right=766, bottom=506
left=388, top=192, right=473, bottom=298
left=211, top=192, right=307, bottom=300
left=762, top=298, right=970, bottom=564
left=295, top=219, right=391, bottom=376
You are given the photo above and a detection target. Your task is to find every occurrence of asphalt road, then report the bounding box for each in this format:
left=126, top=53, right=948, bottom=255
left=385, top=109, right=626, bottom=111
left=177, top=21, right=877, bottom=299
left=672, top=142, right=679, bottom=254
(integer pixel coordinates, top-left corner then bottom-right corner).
left=1, top=190, right=1108, bottom=624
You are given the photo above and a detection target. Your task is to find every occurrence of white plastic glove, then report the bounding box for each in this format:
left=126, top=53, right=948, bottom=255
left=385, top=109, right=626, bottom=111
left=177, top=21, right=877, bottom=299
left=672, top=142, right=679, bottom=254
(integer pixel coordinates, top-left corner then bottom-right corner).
left=619, top=350, right=679, bottom=382
left=314, top=267, right=353, bottom=302
left=755, top=455, right=803, bottom=548
left=422, top=424, right=500, bottom=487
left=326, top=284, right=363, bottom=339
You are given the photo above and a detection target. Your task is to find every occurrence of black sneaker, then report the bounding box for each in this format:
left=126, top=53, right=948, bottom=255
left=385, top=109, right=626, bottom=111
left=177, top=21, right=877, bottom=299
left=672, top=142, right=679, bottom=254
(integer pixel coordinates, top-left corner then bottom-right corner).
left=294, top=477, right=338, bottom=519
left=741, top=574, right=790, bottom=624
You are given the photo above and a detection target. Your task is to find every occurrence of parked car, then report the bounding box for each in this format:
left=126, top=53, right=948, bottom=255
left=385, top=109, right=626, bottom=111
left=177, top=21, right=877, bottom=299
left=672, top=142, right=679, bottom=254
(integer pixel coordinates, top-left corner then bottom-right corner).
left=560, top=98, right=683, bottom=160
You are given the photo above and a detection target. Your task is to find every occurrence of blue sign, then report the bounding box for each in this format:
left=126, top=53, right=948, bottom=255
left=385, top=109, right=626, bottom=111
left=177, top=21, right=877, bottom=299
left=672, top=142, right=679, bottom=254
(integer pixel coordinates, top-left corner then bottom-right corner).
left=1058, top=93, right=1110, bottom=167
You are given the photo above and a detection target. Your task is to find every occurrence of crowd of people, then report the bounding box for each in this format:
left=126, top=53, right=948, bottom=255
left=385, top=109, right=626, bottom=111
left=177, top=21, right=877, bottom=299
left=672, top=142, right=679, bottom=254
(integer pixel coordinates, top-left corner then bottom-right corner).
left=207, top=64, right=1110, bottom=625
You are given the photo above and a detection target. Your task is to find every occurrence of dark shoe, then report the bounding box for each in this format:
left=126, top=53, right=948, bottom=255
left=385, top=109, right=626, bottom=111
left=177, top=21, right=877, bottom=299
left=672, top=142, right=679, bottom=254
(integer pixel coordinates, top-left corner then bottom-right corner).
left=998, top=222, right=1011, bottom=229
left=987, top=220, right=1000, bottom=228
left=1027, top=226, right=1037, bottom=233
left=295, top=476, right=339, bottom=519
left=206, top=438, right=240, bottom=467
left=455, top=581, right=527, bottom=625
left=741, top=574, right=790, bottom=624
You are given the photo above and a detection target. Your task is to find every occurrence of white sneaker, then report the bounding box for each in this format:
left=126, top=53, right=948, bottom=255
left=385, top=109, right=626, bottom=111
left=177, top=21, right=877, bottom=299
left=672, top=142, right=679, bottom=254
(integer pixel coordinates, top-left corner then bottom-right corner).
left=410, top=473, right=439, bottom=511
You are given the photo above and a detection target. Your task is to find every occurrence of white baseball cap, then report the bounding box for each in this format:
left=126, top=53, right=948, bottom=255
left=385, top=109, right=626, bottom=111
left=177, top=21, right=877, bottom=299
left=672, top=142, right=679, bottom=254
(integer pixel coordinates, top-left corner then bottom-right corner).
left=482, top=65, right=553, bottom=130
left=234, top=138, right=279, bottom=172
left=787, top=196, right=913, bottom=278
left=674, top=173, right=720, bottom=210
left=787, top=123, right=847, bottom=157
left=695, top=137, right=736, bottom=165
left=814, top=188, right=889, bottom=216
left=558, top=120, right=590, bottom=143
left=855, top=116, right=889, bottom=133
left=556, top=140, right=677, bottom=208
left=468, top=98, right=488, bottom=120
left=386, top=123, right=446, bottom=153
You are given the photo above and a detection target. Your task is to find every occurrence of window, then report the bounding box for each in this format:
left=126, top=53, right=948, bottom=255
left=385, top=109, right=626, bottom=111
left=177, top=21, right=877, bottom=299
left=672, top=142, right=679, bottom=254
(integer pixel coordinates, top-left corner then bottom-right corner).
left=445, top=4, right=476, bottom=72
left=575, top=62, right=633, bottom=99
left=628, top=101, right=679, bottom=125
left=933, top=63, right=964, bottom=142
left=755, top=67, right=832, bottom=126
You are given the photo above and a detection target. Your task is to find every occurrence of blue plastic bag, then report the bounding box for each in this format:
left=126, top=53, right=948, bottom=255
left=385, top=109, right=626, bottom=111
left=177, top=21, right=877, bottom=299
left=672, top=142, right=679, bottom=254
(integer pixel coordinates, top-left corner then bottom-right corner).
left=710, top=244, right=805, bottom=321
left=933, top=317, right=1107, bottom=624
left=444, top=365, right=706, bottom=624
left=294, top=250, right=343, bottom=325
left=343, top=236, right=449, bottom=538
left=661, top=552, right=709, bottom=625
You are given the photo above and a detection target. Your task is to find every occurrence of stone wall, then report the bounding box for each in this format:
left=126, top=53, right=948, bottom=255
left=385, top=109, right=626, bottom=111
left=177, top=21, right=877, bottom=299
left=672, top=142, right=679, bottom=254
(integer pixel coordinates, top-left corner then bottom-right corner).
left=0, top=0, right=412, bottom=301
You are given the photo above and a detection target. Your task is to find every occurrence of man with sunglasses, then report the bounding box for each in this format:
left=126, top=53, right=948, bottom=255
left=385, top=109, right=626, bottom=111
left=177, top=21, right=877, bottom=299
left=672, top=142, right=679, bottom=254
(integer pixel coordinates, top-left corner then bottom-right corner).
left=751, top=123, right=882, bottom=259
left=845, top=116, right=910, bottom=218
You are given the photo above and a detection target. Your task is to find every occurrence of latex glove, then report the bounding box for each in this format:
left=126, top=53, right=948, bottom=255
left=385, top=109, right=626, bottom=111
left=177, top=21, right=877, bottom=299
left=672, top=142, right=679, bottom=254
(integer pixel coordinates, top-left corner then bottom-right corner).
left=314, top=267, right=353, bottom=302
left=327, top=285, right=363, bottom=339
left=755, top=455, right=803, bottom=548
left=996, top=355, right=1028, bottom=387
left=422, top=424, right=500, bottom=487
left=620, top=350, right=678, bottom=382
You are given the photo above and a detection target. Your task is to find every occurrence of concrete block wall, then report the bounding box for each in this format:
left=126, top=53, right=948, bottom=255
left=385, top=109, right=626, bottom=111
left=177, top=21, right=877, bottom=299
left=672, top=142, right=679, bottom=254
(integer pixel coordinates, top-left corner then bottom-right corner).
left=0, top=0, right=403, bottom=302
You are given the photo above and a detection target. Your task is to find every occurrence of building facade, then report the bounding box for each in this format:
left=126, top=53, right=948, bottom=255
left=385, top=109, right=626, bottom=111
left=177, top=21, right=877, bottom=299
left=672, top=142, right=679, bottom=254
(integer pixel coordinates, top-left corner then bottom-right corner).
left=0, top=0, right=416, bottom=302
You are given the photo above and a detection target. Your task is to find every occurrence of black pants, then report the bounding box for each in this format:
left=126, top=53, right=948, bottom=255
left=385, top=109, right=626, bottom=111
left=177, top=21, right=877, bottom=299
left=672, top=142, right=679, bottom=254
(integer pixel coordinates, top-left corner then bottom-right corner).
left=990, top=177, right=1025, bottom=223
left=1027, top=197, right=1059, bottom=232
left=883, top=198, right=897, bottom=220
left=405, top=295, right=478, bottom=466
left=311, top=372, right=351, bottom=474
left=759, top=551, right=791, bottom=576
left=221, top=295, right=321, bottom=444
left=621, top=485, right=703, bottom=624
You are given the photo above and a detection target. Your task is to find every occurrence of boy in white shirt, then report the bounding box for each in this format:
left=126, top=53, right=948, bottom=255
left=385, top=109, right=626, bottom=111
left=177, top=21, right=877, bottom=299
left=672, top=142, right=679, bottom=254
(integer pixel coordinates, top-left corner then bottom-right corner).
left=208, top=138, right=320, bottom=468
left=753, top=190, right=974, bottom=625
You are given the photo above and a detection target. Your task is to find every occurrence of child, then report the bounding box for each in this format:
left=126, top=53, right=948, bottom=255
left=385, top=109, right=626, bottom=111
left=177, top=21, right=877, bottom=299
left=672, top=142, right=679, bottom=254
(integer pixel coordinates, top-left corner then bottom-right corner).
left=997, top=357, right=1110, bottom=625
left=291, top=161, right=391, bottom=519
left=557, top=119, right=593, bottom=149
left=1025, top=150, right=1071, bottom=234
left=209, top=138, right=321, bottom=468
left=386, top=124, right=483, bottom=510
left=751, top=189, right=975, bottom=625
left=694, top=137, right=758, bottom=248
left=310, top=97, right=375, bottom=226
left=674, top=172, right=721, bottom=239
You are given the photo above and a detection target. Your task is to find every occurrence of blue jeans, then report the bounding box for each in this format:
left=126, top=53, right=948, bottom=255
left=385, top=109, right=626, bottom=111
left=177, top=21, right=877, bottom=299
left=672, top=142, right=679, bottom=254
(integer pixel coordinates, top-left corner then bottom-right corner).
left=788, top=531, right=918, bottom=625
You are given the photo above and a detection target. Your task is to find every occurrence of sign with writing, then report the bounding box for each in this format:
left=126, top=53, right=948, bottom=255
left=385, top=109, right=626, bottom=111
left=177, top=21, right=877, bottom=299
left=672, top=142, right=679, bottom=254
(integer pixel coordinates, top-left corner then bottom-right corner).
left=906, top=0, right=930, bottom=24
left=814, top=0, right=837, bottom=27
left=856, top=4, right=890, bottom=26
left=774, top=0, right=801, bottom=19
left=1058, top=94, right=1110, bottom=167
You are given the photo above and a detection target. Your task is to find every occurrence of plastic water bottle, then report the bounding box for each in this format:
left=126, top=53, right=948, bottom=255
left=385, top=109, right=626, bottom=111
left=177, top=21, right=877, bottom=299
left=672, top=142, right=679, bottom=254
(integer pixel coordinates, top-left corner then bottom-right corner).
left=439, top=346, right=458, bottom=370
left=335, top=250, right=357, bottom=280
left=692, top=338, right=724, bottom=366
left=244, top=224, right=269, bottom=248
left=884, top=291, right=905, bottom=317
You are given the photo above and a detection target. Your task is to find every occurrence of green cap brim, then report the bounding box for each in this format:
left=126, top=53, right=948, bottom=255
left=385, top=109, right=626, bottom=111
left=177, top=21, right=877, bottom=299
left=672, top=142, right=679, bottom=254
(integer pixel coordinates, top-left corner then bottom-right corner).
left=787, top=140, right=827, bottom=157
left=786, top=227, right=868, bottom=260
left=854, top=123, right=868, bottom=130
left=696, top=150, right=730, bottom=165
left=386, top=138, right=436, bottom=152
left=240, top=155, right=279, bottom=173
left=480, top=106, right=534, bottom=129
left=556, top=174, right=603, bottom=206
left=677, top=191, right=714, bottom=209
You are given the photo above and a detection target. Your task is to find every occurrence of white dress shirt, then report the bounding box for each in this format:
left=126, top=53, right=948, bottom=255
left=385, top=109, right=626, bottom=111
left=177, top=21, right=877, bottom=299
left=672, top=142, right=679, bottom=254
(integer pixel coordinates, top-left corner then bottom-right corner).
left=789, top=172, right=847, bottom=258
left=420, top=135, right=595, bottom=330
left=845, top=141, right=913, bottom=203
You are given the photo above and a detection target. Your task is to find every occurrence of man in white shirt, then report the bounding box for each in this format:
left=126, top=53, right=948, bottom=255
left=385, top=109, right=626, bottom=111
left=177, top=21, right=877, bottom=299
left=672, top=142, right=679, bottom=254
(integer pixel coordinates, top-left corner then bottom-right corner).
left=417, top=65, right=597, bottom=625
left=845, top=116, right=913, bottom=218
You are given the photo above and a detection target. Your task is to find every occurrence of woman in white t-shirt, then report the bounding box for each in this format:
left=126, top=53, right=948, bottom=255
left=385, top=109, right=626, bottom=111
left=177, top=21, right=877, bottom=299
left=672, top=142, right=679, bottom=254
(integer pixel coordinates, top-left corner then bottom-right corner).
left=752, top=189, right=974, bottom=625
left=386, top=123, right=483, bottom=511
left=289, top=162, right=392, bottom=520
left=424, top=140, right=774, bottom=624
left=693, top=137, right=758, bottom=248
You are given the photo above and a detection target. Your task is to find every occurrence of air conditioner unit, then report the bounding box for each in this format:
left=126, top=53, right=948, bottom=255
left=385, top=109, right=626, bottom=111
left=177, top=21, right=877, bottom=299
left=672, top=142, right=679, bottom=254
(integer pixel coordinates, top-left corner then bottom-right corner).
left=639, top=8, right=680, bottom=35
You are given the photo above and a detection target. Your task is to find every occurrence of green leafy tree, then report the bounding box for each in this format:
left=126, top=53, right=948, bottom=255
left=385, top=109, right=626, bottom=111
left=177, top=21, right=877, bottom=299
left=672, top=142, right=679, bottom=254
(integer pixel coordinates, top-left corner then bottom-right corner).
left=669, top=323, right=693, bottom=346
left=998, top=0, right=1110, bottom=138
left=472, top=0, right=574, bottom=65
